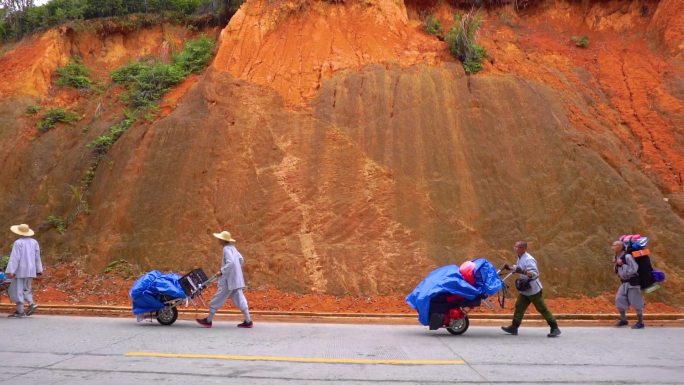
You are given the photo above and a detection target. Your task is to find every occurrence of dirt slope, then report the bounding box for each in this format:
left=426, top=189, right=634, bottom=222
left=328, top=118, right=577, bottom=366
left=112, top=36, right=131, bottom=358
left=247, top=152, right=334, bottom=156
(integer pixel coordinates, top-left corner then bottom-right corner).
left=0, top=0, right=682, bottom=308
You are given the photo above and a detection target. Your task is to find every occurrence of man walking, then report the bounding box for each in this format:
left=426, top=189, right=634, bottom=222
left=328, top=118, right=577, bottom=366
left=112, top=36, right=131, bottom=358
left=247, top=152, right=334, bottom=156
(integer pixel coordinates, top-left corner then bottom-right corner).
left=501, top=241, right=561, bottom=337
left=196, top=230, right=253, bottom=328
left=6, top=224, right=43, bottom=318
left=612, top=240, right=645, bottom=329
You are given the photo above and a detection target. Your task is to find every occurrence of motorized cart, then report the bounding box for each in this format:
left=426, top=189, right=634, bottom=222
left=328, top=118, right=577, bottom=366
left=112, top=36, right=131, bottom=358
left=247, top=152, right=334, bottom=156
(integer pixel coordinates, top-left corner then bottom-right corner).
left=406, top=258, right=513, bottom=335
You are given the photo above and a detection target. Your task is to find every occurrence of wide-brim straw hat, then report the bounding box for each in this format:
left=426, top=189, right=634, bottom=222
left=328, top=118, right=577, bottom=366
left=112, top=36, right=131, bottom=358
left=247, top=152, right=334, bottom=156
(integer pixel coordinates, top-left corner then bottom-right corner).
left=213, top=231, right=236, bottom=242
left=10, top=223, right=34, bottom=236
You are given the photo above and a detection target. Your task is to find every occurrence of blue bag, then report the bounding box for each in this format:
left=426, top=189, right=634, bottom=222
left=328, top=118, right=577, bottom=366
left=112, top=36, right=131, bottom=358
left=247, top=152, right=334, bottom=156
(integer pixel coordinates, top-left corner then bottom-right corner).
left=129, top=270, right=185, bottom=315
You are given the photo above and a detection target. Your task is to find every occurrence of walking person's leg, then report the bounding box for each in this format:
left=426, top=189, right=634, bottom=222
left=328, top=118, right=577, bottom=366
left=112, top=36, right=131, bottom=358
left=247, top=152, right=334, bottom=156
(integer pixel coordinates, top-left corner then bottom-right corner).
left=614, top=284, right=629, bottom=326
left=230, top=289, right=253, bottom=327
left=627, top=287, right=645, bottom=329
left=196, top=281, right=230, bottom=327
left=502, top=294, right=531, bottom=334
left=8, top=278, right=26, bottom=317
left=529, top=290, right=561, bottom=337
left=24, top=278, right=38, bottom=316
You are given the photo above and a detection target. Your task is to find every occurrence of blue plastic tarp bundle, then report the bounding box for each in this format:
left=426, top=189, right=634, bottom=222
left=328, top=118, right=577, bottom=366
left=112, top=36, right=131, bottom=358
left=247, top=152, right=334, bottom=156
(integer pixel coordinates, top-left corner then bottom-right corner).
left=129, top=270, right=186, bottom=315
left=405, top=258, right=503, bottom=326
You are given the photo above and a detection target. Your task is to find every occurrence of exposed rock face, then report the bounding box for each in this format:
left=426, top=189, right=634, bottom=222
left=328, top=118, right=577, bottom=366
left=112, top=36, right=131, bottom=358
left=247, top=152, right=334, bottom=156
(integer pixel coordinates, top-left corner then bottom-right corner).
left=0, top=0, right=682, bottom=303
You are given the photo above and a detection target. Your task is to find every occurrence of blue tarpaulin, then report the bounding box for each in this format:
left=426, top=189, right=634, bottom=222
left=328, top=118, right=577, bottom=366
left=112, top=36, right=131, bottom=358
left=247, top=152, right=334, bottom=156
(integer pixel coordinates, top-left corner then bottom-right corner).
left=129, top=270, right=185, bottom=315
left=405, top=258, right=503, bottom=326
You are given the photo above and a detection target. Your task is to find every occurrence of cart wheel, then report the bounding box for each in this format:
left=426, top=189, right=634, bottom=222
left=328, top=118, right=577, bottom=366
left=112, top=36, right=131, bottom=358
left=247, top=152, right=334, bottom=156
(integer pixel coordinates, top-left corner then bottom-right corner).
left=446, top=316, right=469, bottom=335
left=156, top=306, right=178, bottom=326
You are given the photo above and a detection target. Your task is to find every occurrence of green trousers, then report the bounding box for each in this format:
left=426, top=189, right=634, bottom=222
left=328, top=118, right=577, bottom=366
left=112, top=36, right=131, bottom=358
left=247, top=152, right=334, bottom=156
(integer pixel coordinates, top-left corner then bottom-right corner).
left=513, top=290, right=557, bottom=328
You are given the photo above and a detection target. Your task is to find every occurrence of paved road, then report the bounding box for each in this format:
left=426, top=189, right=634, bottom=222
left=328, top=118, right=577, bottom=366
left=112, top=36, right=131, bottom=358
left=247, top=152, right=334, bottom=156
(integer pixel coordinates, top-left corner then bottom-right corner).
left=0, top=315, right=682, bottom=384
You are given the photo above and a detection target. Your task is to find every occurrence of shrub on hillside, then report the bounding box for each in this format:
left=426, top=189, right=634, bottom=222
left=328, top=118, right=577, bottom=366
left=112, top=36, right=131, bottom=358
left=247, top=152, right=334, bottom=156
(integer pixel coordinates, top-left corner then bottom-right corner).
left=45, top=215, right=67, bottom=235
left=445, top=11, right=487, bottom=74
left=111, top=36, right=215, bottom=108
left=56, top=59, right=92, bottom=89
left=424, top=14, right=444, bottom=39
left=37, top=108, right=80, bottom=132
left=572, top=35, right=589, bottom=48
left=88, top=110, right=136, bottom=156
left=172, top=36, right=216, bottom=73
left=26, top=105, right=41, bottom=115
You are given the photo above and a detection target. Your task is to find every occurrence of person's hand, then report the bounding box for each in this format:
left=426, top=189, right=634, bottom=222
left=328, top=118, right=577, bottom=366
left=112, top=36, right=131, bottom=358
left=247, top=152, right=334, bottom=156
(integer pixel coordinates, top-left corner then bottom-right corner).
left=615, top=259, right=623, bottom=267
left=503, top=263, right=512, bottom=271
left=526, top=271, right=534, bottom=278
left=37, top=272, right=42, bottom=277
left=217, top=271, right=223, bottom=276
left=7, top=273, right=14, bottom=279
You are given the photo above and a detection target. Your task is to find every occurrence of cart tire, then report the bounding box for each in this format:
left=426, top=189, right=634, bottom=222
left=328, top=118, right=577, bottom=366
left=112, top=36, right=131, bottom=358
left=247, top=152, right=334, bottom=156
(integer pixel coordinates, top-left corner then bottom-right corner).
left=156, top=306, right=178, bottom=326
left=446, top=316, right=469, bottom=335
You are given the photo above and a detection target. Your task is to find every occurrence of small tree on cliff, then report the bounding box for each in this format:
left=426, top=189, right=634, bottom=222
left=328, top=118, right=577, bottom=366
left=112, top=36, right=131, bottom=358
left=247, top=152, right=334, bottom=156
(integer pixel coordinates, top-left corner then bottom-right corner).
left=445, top=10, right=487, bottom=75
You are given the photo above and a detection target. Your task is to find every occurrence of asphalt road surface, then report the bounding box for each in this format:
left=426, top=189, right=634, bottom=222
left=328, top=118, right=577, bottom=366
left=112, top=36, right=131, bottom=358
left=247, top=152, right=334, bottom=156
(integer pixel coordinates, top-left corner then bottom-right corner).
left=1, top=315, right=682, bottom=384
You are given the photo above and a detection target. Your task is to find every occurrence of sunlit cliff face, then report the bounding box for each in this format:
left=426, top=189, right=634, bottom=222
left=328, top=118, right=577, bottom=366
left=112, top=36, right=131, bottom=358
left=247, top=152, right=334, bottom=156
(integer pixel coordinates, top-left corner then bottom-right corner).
left=0, top=0, right=682, bottom=303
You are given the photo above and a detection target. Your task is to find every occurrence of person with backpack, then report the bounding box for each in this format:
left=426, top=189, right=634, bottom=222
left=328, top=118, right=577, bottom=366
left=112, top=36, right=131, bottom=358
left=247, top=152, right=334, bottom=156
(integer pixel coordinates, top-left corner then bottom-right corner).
left=6, top=224, right=43, bottom=318
left=612, top=240, right=645, bottom=329
left=501, top=240, right=561, bottom=337
left=196, top=230, right=253, bottom=329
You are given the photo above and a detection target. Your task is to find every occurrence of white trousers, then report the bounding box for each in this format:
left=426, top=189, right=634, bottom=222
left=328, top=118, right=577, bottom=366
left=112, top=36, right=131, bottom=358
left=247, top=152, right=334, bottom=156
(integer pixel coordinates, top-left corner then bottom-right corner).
left=9, top=277, right=34, bottom=313
left=208, top=284, right=250, bottom=322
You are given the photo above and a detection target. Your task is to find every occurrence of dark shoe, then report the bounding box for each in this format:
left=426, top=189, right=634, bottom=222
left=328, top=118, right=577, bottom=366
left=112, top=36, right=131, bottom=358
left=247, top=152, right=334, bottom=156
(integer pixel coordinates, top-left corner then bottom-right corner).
left=501, top=325, right=518, bottom=335
left=8, top=312, right=25, bottom=318
left=547, top=328, right=561, bottom=337
left=429, top=313, right=444, bottom=330
left=195, top=318, right=212, bottom=328
left=237, top=321, right=253, bottom=328
left=614, top=319, right=628, bottom=327
left=631, top=322, right=645, bottom=329
left=26, top=304, right=38, bottom=316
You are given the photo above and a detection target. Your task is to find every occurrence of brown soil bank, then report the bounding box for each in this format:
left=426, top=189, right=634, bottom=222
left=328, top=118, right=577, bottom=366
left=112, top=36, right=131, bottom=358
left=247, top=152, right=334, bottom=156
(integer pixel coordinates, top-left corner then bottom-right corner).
left=0, top=0, right=682, bottom=308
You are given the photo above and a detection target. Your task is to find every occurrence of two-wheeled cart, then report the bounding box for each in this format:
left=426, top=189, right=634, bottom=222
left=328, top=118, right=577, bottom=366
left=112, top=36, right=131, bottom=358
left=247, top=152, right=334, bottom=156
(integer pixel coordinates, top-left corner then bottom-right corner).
left=142, top=268, right=220, bottom=326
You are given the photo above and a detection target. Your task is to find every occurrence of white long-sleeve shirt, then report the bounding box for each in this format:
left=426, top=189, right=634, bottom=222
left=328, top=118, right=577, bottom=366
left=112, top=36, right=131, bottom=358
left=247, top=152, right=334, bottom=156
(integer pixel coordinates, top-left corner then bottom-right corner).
left=219, top=244, right=245, bottom=290
left=6, top=237, right=43, bottom=278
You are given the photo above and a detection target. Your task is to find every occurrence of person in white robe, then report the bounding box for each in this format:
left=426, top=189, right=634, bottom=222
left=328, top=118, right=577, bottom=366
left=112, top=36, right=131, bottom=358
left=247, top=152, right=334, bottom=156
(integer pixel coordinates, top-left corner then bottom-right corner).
left=196, top=230, right=252, bottom=328
left=6, top=224, right=43, bottom=318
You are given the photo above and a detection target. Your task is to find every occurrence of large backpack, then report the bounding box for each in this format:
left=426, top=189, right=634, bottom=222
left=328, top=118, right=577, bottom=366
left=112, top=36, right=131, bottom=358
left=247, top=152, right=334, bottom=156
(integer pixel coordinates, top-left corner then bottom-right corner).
left=619, top=234, right=664, bottom=291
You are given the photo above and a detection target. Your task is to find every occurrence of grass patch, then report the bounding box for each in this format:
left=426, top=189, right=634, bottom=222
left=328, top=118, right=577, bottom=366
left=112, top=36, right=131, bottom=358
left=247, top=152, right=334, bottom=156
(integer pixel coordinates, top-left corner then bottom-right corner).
left=103, top=259, right=138, bottom=279
left=0, top=255, right=8, bottom=271
left=37, top=108, right=80, bottom=132
left=445, top=11, right=487, bottom=75
left=56, top=59, right=92, bottom=89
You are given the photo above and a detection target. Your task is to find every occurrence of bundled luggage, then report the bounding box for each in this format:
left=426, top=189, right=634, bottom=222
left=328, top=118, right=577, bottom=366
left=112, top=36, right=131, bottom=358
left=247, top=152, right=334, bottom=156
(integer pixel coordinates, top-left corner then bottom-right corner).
left=619, top=234, right=665, bottom=292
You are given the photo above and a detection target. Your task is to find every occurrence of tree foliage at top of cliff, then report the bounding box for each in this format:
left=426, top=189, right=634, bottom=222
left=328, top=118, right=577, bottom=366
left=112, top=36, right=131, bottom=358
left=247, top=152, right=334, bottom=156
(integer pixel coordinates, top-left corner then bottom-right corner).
left=0, top=0, right=244, bottom=42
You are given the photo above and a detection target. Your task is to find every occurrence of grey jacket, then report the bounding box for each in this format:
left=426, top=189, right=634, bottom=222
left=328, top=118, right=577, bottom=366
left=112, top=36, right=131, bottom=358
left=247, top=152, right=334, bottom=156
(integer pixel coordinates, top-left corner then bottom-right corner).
left=514, top=252, right=543, bottom=296
left=219, top=244, right=245, bottom=290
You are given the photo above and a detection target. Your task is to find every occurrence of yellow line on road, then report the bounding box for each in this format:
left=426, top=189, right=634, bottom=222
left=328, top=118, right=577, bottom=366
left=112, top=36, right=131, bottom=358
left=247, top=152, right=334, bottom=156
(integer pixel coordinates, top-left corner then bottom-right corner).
left=126, top=352, right=464, bottom=365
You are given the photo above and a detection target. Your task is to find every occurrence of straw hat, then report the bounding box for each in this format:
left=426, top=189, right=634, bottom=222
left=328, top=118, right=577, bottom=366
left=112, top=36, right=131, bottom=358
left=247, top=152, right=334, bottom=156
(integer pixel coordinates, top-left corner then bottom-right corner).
left=10, top=224, right=35, bottom=237
left=213, top=231, right=236, bottom=243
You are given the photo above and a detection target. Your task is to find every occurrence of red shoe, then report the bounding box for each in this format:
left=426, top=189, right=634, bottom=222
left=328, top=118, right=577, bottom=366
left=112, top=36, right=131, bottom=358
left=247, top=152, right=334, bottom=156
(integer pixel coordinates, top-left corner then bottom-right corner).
left=196, top=318, right=212, bottom=328
left=237, top=321, right=253, bottom=328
